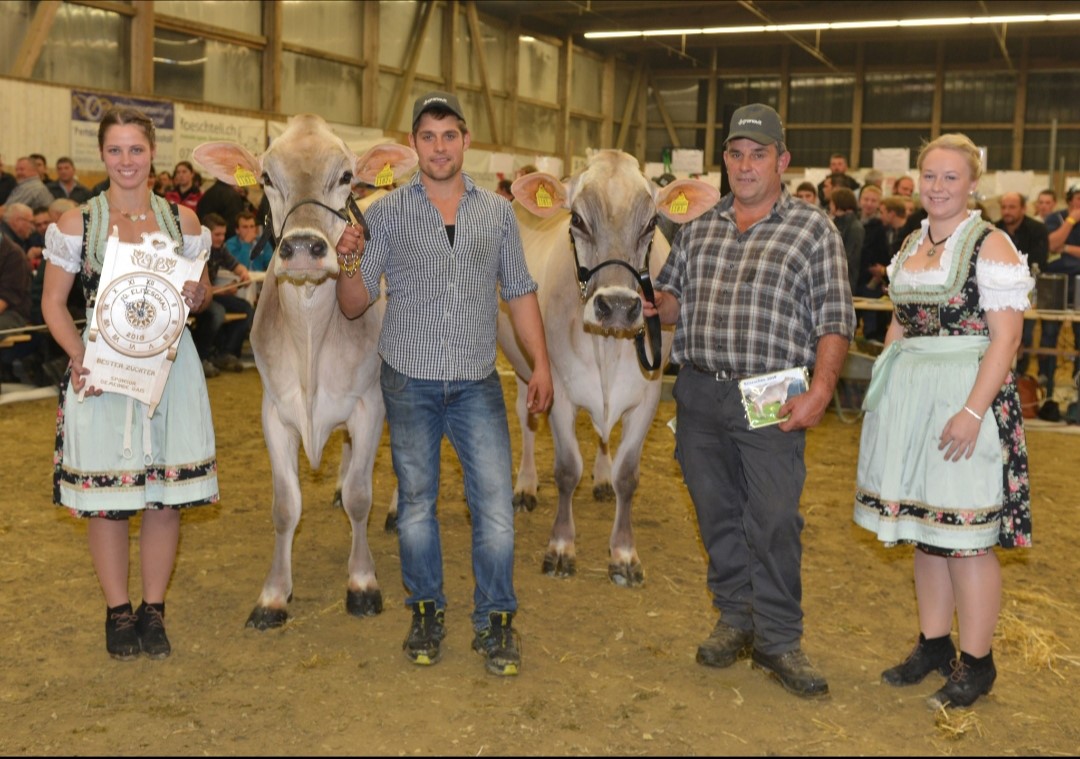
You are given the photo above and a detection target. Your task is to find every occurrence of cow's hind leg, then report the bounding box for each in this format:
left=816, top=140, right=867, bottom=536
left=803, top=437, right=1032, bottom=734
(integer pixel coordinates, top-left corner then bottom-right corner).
left=512, top=375, right=540, bottom=512
left=606, top=397, right=659, bottom=587
left=342, top=395, right=386, bottom=617
left=248, top=403, right=302, bottom=630
left=543, top=393, right=581, bottom=577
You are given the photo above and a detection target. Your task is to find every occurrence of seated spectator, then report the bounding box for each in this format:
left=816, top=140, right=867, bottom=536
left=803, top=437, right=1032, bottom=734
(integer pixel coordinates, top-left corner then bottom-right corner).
left=0, top=154, right=15, bottom=205
left=46, top=157, right=91, bottom=203
left=890, top=175, right=915, bottom=197
left=1040, top=186, right=1080, bottom=395
left=496, top=179, right=514, bottom=202
left=5, top=157, right=55, bottom=210
left=192, top=213, right=254, bottom=376
left=225, top=210, right=272, bottom=272
left=879, top=196, right=909, bottom=258
left=165, top=161, right=202, bottom=211
left=0, top=231, right=35, bottom=384
left=29, top=153, right=51, bottom=183
left=858, top=184, right=882, bottom=225
left=1, top=204, right=44, bottom=271
left=794, top=181, right=818, bottom=204
left=197, top=178, right=248, bottom=238
left=48, top=198, right=76, bottom=223
left=830, top=187, right=864, bottom=296
left=996, top=192, right=1048, bottom=376
left=1035, top=189, right=1057, bottom=221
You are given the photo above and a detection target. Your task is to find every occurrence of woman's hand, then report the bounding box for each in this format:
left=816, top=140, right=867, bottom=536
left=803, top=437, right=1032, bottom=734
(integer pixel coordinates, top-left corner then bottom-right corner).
left=68, top=351, right=102, bottom=396
left=938, top=410, right=982, bottom=461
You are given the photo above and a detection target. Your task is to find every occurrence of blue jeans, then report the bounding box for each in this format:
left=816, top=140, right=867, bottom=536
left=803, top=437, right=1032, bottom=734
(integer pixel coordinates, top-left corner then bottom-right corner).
left=380, top=362, right=517, bottom=629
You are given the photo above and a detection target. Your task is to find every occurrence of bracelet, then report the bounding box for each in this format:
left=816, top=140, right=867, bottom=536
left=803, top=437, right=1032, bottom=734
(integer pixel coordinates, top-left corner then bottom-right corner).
left=963, top=405, right=983, bottom=421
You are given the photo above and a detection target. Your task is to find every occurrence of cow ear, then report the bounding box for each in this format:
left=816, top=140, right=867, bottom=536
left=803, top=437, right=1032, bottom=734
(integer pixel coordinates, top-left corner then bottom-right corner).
left=511, top=172, right=568, bottom=218
left=655, top=179, right=721, bottom=222
left=354, top=143, right=418, bottom=187
left=193, top=142, right=262, bottom=187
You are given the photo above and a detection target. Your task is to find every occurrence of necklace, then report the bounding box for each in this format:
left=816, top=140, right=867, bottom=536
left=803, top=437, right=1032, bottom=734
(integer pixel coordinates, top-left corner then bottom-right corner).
left=926, top=228, right=951, bottom=257
left=110, top=207, right=149, bottom=222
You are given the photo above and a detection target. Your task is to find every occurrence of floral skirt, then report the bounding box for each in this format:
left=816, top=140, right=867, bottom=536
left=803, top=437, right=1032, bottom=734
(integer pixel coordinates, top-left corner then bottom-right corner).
left=53, top=328, right=219, bottom=519
left=854, top=336, right=1031, bottom=557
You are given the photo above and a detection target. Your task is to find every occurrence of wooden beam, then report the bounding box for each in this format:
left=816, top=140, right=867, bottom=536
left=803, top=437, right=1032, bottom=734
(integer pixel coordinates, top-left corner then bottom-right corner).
left=362, top=1, right=380, bottom=128
left=931, top=40, right=944, bottom=139
left=507, top=16, right=520, bottom=150
left=601, top=55, right=615, bottom=149
left=704, top=49, right=717, bottom=170
left=634, top=67, right=648, bottom=161
left=1012, top=38, right=1029, bottom=171
left=385, top=1, right=436, bottom=132
left=444, top=1, right=458, bottom=92
left=851, top=42, right=864, bottom=169
left=130, top=0, right=154, bottom=95
left=558, top=34, right=572, bottom=169
left=11, top=0, right=60, bottom=79
left=615, top=58, right=645, bottom=151
left=262, top=0, right=282, bottom=114
left=652, top=85, right=680, bottom=149
left=465, top=1, right=501, bottom=145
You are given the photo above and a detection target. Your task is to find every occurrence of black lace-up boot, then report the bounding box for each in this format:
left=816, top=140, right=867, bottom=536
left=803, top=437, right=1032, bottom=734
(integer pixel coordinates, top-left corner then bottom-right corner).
left=105, top=603, right=140, bottom=661
left=881, top=633, right=955, bottom=686
left=926, top=650, right=997, bottom=710
left=135, top=601, right=171, bottom=659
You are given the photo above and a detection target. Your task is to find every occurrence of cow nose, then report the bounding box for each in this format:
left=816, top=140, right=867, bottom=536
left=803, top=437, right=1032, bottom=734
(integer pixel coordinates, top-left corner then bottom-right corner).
left=279, top=234, right=327, bottom=260
left=593, top=293, right=641, bottom=323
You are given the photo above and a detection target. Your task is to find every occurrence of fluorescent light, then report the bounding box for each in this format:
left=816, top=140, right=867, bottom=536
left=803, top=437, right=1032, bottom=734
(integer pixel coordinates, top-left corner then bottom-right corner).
left=519, top=35, right=536, bottom=42
left=585, top=13, right=1080, bottom=38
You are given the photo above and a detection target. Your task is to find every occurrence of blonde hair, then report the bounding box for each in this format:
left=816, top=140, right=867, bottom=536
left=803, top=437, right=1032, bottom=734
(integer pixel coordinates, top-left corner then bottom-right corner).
left=917, top=133, right=982, bottom=182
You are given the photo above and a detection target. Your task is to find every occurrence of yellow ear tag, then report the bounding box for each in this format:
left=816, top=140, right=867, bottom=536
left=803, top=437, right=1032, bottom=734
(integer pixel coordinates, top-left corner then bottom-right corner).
left=535, top=184, right=552, bottom=209
left=375, top=163, right=394, bottom=187
left=233, top=166, right=258, bottom=187
left=669, top=191, right=689, bottom=215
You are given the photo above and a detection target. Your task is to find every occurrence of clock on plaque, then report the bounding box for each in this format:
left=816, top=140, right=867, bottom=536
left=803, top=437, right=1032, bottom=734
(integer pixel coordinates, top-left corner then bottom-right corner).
left=81, top=228, right=208, bottom=416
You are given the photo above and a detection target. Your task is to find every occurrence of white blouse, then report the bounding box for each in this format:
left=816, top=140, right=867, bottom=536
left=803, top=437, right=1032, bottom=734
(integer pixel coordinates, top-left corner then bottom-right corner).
left=886, top=210, right=1034, bottom=312
left=42, top=222, right=212, bottom=275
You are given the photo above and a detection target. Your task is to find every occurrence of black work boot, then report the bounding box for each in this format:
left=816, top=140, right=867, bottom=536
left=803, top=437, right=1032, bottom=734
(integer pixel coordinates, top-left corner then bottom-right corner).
left=696, top=619, right=753, bottom=669
left=472, top=611, right=521, bottom=676
left=403, top=600, right=445, bottom=666
left=751, top=647, right=830, bottom=698
left=881, top=633, right=955, bottom=686
left=135, top=601, right=171, bottom=660
left=105, top=603, right=140, bottom=661
left=926, top=651, right=997, bottom=710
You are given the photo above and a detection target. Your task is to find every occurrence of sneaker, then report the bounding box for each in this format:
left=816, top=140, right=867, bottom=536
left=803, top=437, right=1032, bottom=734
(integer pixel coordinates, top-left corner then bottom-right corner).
left=403, top=600, right=445, bottom=665
left=202, top=359, right=220, bottom=379
left=105, top=603, right=140, bottom=661
left=881, top=633, right=955, bottom=686
left=213, top=354, right=244, bottom=373
left=926, top=653, right=996, bottom=710
left=696, top=619, right=753, bottom=668
left=751, top=647, right=829, bottom=698
left=135, top=601, right=171, bottom=660
left=472, top=611, right=521, bottom=676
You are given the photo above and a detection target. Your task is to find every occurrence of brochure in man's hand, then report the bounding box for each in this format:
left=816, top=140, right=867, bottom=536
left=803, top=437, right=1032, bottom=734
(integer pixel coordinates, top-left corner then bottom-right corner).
left=738, top=367, right=810, bottom=429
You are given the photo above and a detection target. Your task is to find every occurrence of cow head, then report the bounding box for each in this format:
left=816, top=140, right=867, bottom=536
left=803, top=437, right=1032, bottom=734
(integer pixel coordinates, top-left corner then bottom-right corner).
left=512, top=150, right=719, bottom=332
left=194, top=114, right=417, bottom=283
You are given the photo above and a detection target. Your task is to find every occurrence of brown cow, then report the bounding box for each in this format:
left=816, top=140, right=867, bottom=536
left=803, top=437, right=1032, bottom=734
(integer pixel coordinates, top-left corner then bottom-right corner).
left=194, top=115, right=416, bottom=628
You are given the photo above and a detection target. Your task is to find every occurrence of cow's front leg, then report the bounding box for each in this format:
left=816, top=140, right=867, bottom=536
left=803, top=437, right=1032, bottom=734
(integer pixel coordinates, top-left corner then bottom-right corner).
left=512, top=375, right=540, bottom=512
left=248, top=402, right=302, bottom=630
left=543, top=393, right=581, bottom=577
left=606, top=394, right=660, bottom=587
left=592, top=435, right=614, bottom=501
left=341, top=396, right=385, bottom=618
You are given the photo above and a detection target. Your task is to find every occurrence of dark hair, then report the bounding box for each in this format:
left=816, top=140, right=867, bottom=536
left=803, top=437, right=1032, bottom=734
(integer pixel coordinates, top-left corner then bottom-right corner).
left=497, top=179, right=513, bottom=193
left=796, top=181, right=816, bottom=195
left=236, top=210, right=257, bottom=223
left=56, top=156, right=74, bottom=168
left=830, top=187, right=858, bottom=212
left=1039, top=188, right=1057, bottom=201
left=32, top=205, right=51, bottom=216
left=202, top=212, right=227, bottom=229
left=97, top=107, right=156, bottom=150
left=30, top=152, right=47, bottom=165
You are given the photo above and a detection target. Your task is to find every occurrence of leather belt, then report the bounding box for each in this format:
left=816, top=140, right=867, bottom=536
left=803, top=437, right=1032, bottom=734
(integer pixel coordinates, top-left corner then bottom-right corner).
left=689, top=364, right=740, bottom=381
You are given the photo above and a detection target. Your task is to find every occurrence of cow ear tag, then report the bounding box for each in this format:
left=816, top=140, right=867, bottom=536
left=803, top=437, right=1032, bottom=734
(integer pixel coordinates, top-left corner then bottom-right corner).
left=234, top=166, right=258, bottom=187
left=669, top=192, right=689, bottom=215
left=535, top=184, right=552, bottom=209
left=375, top=163, right=394, bottom=187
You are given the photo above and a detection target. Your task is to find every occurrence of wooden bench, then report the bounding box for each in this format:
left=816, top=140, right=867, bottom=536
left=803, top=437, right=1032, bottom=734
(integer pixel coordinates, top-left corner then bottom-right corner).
left=0, top=334, right=31, bottom=350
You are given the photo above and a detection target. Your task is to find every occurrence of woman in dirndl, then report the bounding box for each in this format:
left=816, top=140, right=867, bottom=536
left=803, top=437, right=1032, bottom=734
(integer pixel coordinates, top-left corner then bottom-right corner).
left=40, top=107, right=218, bottom=661
left=854, top=133, right=1032, bottom=710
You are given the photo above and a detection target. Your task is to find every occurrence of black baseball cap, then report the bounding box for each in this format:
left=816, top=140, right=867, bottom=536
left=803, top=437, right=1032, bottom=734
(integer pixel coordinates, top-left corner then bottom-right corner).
left=412, top=91, right=466, bottom=128
left=725, top=103, right=785, bottom=147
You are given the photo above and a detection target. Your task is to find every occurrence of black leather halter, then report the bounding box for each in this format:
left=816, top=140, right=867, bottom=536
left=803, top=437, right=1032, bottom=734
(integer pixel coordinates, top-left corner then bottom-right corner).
left=568, top=223, right=663, bottom=372
left=252, top=194, right=370, bottom=260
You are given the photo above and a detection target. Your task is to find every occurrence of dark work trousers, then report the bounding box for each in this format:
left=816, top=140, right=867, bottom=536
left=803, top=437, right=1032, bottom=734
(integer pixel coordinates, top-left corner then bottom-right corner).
left=193, top=294, right=253, bottom=360
left=673, top=365, right=807, bottom=656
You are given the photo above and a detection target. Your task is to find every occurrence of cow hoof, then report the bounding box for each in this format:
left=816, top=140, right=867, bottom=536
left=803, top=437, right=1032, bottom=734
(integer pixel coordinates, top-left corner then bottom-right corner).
left=608, top=561, right=645, bottom=587
left=542, top=552, right=576, bottom=578
left=384, top=512, right=397, bottom=533
left=346, top=588, right=384, bottom=617
left=246, top=606, right=288, bottom=630
left=513, top=492, right=537, bottom=512
left=592, top=483, right=615, bottom=502
left=332, top=489, right=343, bottom=509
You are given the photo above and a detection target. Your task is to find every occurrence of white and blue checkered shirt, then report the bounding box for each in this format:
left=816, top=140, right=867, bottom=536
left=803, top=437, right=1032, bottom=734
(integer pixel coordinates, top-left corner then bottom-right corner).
left=360, top=172, right=537, bottom=381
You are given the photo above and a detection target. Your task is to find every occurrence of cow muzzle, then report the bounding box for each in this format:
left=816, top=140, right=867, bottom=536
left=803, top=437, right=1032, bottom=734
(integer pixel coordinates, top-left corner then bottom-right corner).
left=274, top=229, right=335, bottom=281
left=584, top=286, right=643, bottom=332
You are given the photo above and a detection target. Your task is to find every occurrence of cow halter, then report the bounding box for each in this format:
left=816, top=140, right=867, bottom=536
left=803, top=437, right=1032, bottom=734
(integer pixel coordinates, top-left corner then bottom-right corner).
left=568, top=222, right=663, bottom=372
left=252, top=194, right=370, bottom=267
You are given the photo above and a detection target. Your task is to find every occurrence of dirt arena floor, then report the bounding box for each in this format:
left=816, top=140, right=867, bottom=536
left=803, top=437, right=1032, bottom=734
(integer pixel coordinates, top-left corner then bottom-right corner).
left=1, top=365, right=1078, bottom=756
